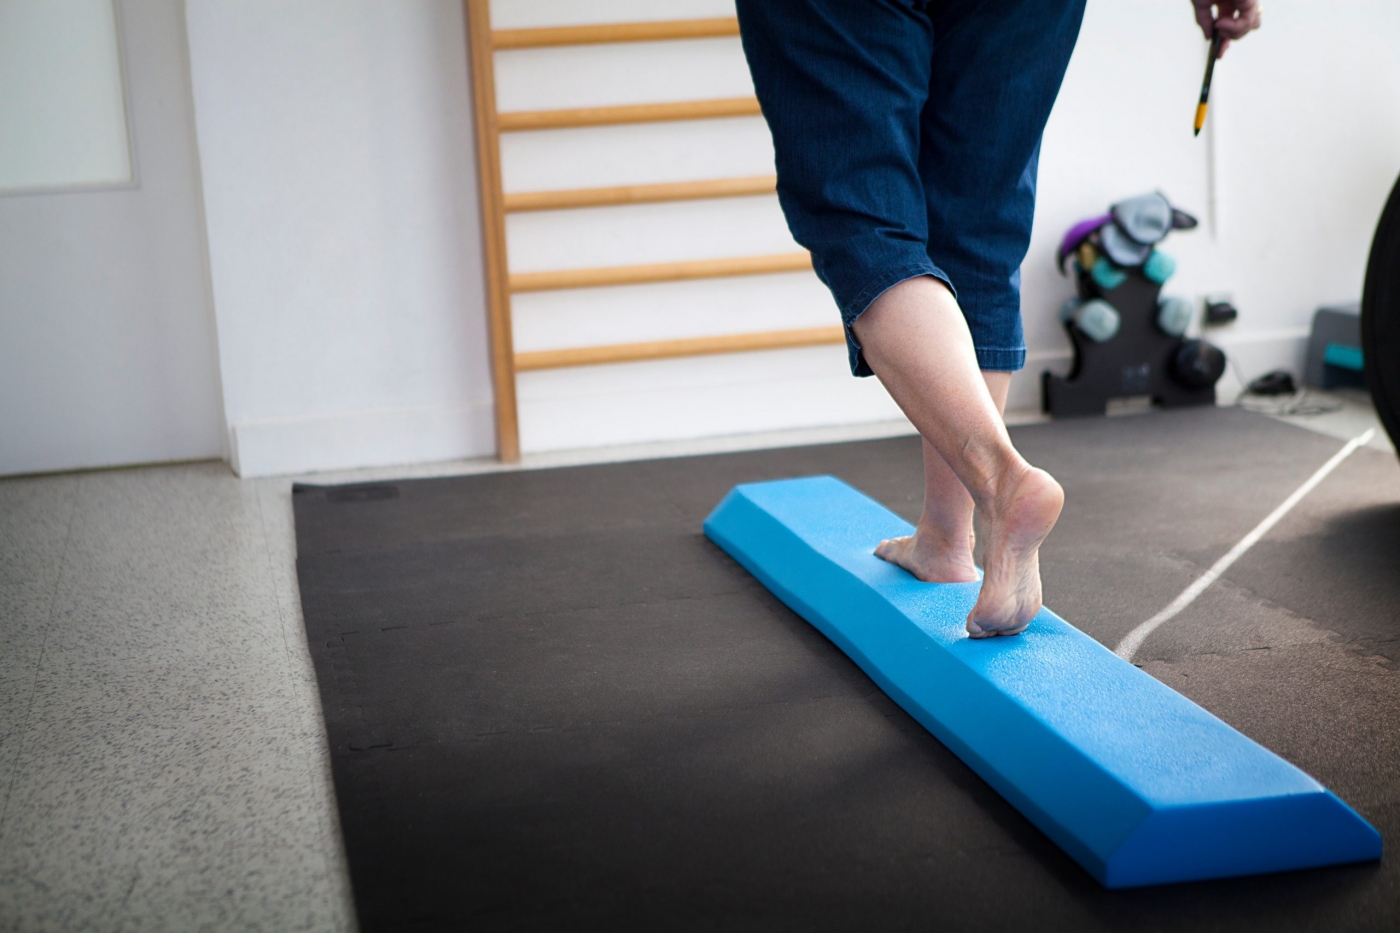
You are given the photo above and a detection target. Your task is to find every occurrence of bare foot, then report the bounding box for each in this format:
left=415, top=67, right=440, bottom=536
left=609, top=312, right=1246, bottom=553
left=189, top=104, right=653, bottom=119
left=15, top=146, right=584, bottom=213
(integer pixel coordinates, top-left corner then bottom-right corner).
left=875, top=527, right=980, bottom=584
left=966, top=466, right=1064, bottom=638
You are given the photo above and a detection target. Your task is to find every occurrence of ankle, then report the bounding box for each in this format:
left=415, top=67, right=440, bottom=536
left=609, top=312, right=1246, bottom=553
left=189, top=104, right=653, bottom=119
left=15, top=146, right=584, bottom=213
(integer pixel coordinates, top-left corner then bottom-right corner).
left=968, top=459, right=1032, bottom=513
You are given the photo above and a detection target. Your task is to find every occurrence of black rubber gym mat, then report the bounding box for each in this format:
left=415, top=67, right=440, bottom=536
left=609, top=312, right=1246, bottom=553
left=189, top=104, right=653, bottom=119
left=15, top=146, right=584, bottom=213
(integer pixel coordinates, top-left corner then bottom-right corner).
left=293, top=406, right=1400, bottom=932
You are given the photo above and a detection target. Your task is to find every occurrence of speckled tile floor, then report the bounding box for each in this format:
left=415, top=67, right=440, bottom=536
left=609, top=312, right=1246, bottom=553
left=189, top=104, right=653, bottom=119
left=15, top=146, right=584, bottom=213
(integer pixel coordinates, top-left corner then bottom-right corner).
left=0, top=397, right=1390, bottom=931
left=0, top=466, right=355, bottom=933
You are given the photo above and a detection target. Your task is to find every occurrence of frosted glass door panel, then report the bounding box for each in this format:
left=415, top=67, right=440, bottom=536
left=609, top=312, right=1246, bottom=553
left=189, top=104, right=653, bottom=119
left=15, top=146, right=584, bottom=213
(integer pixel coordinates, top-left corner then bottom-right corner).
left=0, top=0, right=132, bottom=192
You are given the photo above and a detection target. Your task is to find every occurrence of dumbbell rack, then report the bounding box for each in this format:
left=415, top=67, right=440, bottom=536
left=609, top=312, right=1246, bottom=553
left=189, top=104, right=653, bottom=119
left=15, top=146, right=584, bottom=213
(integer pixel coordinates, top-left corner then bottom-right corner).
left=1043, top=268, right=1215, bottom=417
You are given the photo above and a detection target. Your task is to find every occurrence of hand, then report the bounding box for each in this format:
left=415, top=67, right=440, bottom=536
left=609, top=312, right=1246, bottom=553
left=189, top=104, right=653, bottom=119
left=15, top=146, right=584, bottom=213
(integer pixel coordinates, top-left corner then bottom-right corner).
left=1192, top=0, right=1262, bottom=57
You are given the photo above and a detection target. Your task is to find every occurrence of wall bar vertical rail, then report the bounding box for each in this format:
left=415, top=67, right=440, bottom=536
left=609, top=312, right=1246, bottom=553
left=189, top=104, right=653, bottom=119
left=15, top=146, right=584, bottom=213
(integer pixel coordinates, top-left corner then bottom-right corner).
left=464, top=0, right=520, bottom=461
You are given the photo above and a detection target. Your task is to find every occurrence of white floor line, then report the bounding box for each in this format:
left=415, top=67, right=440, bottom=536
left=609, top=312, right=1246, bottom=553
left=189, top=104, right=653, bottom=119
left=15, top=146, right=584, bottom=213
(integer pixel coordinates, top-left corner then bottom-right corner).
left=1114, top=428, right=1375, bottom=662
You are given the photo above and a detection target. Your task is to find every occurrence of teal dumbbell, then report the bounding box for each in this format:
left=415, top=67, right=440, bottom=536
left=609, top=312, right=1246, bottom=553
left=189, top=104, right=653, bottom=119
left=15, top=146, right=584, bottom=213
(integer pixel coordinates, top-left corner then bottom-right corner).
left=1060, top=296, right=1121, bottom=343
left=1090, top=257, right=1128, bottom=291
left=1143, top=249, right=1177, bottom=284
left=1157, top=295, right=1194, bottom=337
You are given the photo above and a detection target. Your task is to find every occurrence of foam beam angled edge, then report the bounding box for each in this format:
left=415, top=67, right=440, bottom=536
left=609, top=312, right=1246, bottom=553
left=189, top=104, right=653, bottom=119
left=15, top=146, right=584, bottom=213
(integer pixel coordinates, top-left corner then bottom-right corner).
left=703, top=476, right=1381, bottom=888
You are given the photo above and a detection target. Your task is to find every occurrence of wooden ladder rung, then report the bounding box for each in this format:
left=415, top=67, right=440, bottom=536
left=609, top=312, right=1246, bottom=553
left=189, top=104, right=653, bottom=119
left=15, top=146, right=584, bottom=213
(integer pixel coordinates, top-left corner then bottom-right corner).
left=509, top=252, right=811, bottom=293
left=514, top=326, right=846, bottom=371
left=493, top=17, right=740, bottom=50
left=503, top=175, right=777, bottom=213
left=497, top=97, right=761, bottom=132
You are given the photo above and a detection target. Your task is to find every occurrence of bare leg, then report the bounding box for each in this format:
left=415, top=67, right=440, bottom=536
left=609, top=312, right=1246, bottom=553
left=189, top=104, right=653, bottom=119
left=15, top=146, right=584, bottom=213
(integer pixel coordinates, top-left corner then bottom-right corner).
left=873, top=372, right=1010, bottom=583
left=853, top=276, right=1063, bottom=637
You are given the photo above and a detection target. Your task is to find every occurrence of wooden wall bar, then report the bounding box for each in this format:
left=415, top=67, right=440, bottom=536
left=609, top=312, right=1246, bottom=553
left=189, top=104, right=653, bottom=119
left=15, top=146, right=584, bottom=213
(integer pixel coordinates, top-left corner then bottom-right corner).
left=509, top=253, right=811, bottom=293
left=497, top=97, right=761, bottom=132
left=466, top=3, right=827, bottom=460
left=515, top=327, right=845, bottom=372
left=503, top=175, right=777, bottom=213
left=493, top=17, right=740, bottom=49
left=464, top=0, right=520, bottom=461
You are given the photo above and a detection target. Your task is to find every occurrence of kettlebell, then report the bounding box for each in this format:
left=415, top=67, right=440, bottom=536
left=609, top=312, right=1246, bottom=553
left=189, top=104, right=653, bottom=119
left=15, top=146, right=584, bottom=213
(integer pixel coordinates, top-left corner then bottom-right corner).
left=1171, top=339, right=1226, bottom=389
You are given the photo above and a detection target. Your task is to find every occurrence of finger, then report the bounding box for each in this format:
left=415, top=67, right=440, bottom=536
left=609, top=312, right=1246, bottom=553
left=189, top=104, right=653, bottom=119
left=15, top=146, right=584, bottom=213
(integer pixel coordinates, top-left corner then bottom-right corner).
left=1222, top=0, right=1262, bottom=21
left=1214, top=18, right=1254, bottom=39
left=1215, top=3, right=1262, bottom=38
left=1194, top=7, right=1215, bottom=39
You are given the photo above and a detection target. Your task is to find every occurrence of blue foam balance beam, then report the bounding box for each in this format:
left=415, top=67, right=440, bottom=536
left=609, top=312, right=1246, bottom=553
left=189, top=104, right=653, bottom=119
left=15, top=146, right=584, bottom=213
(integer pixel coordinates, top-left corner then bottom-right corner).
left=703, top=476, right=1381, bottom=888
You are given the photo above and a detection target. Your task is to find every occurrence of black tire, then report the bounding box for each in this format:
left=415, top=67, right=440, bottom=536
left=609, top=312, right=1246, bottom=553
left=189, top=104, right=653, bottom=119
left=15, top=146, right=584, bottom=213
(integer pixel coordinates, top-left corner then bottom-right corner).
left=1362, top=173, right=1400, bottom=454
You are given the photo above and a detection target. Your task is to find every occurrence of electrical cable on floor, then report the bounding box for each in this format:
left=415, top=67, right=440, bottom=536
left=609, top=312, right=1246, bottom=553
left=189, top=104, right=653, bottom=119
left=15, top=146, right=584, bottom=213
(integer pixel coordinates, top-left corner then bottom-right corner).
left=1238, top=389, right=1346, bottom=417
left=1225, top=351, right=1345, bottom=417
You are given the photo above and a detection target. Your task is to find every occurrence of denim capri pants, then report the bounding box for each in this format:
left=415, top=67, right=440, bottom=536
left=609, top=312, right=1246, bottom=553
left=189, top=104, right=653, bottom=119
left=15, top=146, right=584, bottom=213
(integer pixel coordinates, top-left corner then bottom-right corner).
left=736, top=0, right=1087, bottom=376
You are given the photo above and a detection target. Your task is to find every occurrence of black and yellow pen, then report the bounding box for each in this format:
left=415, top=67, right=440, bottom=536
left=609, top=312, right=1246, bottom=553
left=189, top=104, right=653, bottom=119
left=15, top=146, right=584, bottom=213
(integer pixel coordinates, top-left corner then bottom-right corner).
left=1194, top=30, right=1224, bottom=137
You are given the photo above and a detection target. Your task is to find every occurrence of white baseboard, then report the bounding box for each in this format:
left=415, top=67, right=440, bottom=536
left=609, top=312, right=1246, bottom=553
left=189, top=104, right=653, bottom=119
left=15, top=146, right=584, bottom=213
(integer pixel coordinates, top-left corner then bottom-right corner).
left=1209, top=328, right=1311, bottom=397
left=226, top=331, right=1311, bottom=477
left=229, top=401, right=496, bottom=478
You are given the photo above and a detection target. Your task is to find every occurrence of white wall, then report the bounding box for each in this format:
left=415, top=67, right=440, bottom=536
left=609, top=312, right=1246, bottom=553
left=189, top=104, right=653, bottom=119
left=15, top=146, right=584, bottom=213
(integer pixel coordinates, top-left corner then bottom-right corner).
left=184, top=0, right=496, bottom=477
left=182, top=0, right=1400, bottom=475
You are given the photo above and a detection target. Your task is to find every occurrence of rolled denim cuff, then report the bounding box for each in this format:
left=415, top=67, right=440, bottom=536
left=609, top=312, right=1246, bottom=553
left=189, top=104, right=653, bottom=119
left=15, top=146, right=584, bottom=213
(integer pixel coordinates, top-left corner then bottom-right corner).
left=835, top=262, right=956, bottom=378
left=974, top=346, right=1027, bottom=372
